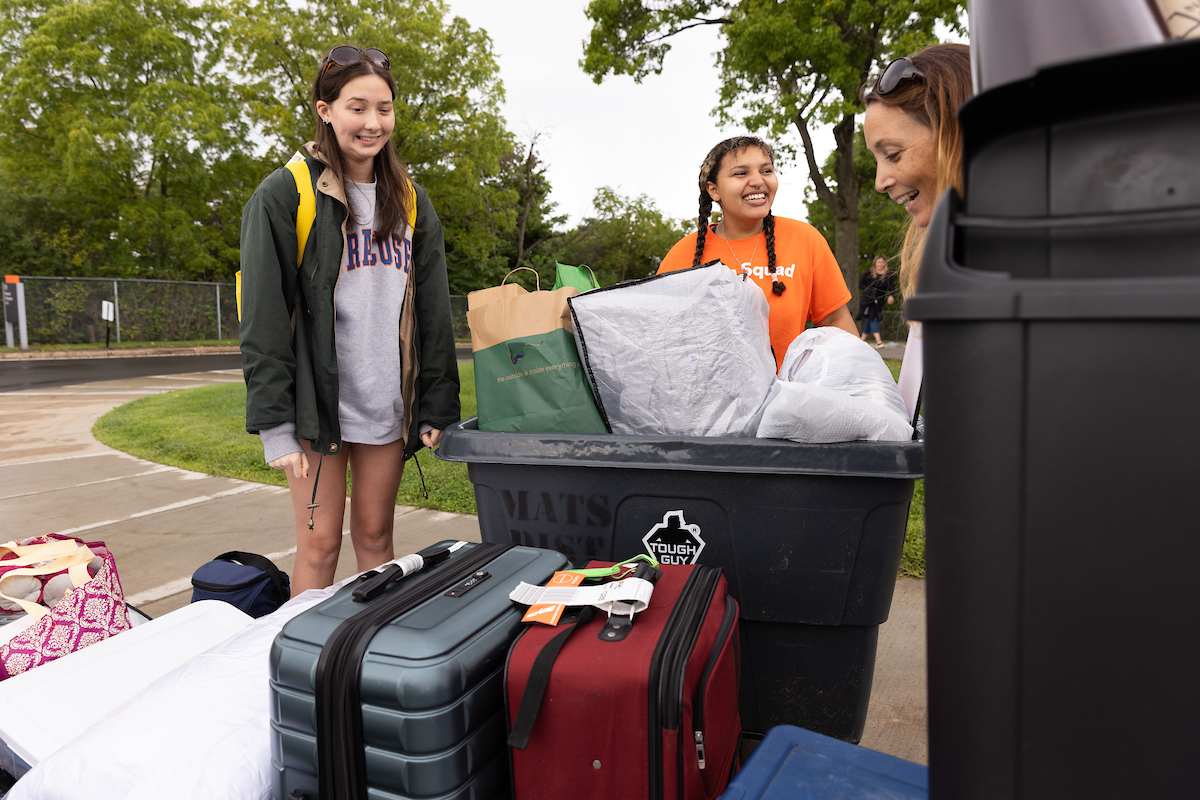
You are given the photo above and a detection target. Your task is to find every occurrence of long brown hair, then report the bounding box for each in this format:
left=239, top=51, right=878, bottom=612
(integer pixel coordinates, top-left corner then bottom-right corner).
left=312, top=47, right=415, bottom=243
left=863, top=43, right=972, bottom=298
left=692, top=136, right=778, bottom=276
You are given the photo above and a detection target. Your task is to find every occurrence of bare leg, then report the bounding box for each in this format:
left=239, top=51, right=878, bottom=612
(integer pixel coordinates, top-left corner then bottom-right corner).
left=346, top=439, right=406, bottom=573
left=285, top=440, right=350, bottom=596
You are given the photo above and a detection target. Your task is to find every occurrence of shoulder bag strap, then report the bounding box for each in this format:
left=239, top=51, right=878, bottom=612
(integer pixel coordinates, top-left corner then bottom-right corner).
left=214, top=551, right=289, bottom=600
left=507, top=605, right=596, bottom=751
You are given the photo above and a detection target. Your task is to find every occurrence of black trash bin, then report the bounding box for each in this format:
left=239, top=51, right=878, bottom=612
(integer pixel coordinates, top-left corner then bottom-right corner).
left=437, top=418, right=923, bottom=742
left=906, top=36, right=1200, bottom=800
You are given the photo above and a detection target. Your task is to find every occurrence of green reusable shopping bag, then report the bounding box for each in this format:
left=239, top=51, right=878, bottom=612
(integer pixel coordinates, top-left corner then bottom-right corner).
left=552, top=262, right=600, bottom=294
left=467, top=269, right=607, bottom=434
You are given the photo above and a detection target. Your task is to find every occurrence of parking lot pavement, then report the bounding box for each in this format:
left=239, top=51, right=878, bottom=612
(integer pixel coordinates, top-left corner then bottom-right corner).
left=0, top=363, right=927, bottom=764
left=0, top=369, right=482, bottom=620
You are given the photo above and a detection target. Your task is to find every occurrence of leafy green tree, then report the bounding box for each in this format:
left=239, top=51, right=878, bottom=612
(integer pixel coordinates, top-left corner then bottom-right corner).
left=555, top=188, right=691, bottom=285
left=581, top=0, right=965, bottom=306
left=497, top=134, right=567, bottom=291
left=806, top=127, right=909, bottom=279
left=0, top=0, right=522, bottom=290
left=225, top=0, right=517, bottom=293
left=0, top=0, right=254, bottom=280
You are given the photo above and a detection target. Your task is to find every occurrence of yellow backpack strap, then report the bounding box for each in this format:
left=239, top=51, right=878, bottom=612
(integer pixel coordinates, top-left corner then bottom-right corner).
left=285, top=156, right=317, bottom=269
left=405, top=177, right=417, bottom=232
left=236, top=155, right=316, bottom=323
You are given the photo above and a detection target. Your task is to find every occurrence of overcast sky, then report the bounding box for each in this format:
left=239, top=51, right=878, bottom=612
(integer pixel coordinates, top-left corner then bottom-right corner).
left=443, top=0, right=835, bottom=227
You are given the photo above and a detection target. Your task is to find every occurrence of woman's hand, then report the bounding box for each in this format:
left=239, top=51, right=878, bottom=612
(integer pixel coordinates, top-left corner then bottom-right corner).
left=421, top=429, right=443, bottom=450
left=269, top=451, right=309, bottom=480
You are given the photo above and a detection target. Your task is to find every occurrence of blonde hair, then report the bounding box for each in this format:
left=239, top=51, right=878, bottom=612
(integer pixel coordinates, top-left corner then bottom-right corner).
left=864, top=43, right=972, bottom=298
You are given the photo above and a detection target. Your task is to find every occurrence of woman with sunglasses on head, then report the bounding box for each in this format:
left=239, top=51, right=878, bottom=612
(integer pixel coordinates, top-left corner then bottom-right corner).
left=862, top=43, right=971, bottom=417
left=657, top=136, right=857, bottom=374
left=863, top=43, right=972, bottom=299
left=239, top=45, right=460, bottom=596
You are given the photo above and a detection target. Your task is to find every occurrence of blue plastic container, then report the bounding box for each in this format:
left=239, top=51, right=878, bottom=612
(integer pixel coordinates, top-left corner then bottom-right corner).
left=720, top=725, right=928, bottom=799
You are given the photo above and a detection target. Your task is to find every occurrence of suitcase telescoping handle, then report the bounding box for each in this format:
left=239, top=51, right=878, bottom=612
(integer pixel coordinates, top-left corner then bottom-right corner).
left=351, top=543, right=457, bottom=602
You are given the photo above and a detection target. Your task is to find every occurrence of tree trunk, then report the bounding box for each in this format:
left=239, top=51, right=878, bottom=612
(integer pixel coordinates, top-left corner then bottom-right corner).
left=795, top=108, right=862, bottom=317
left=830, top=112, right=861, bottom=316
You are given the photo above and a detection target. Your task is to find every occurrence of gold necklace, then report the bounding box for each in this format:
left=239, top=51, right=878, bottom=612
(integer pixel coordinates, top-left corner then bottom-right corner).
left=720, top=220, right=785, bottom=295
left=719, top=222, right=761, bottom=271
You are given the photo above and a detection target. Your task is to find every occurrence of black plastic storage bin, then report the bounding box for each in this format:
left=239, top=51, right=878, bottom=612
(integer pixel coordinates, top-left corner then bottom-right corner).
left=437, top=418, right=922, bottom=742
left=905, top=38, right=1200, bottom=800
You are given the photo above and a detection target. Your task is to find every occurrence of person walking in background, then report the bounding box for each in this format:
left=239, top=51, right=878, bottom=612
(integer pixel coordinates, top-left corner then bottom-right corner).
left=238, top=45, right=460, bottom=596
left=862, top=42, right=973, bottom=417
left=657, top=136, right=856, bottom=373
left=858, top=254, right=897, bottom=348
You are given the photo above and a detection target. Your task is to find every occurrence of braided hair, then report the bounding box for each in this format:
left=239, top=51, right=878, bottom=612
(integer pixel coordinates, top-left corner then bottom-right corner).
left=692, top=136, right=779, bottom=285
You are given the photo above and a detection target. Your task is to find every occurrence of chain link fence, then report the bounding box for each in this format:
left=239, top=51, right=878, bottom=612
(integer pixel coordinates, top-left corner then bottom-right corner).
left=10, top=276, right=473, bottom=346
left=15, top=276, right=239, bottom=345
left=11, top=277, right=901, bottom=348
left=877, top=300, right=910, bottom=343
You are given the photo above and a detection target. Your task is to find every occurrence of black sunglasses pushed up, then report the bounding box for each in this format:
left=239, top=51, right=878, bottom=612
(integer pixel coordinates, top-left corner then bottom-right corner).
left=322, top=46, right=390, bottom=75
left=872, top=57, right=924, bottom=96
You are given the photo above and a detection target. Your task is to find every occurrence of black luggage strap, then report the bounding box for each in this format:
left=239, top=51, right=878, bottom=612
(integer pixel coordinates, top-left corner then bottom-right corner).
left=911, top=380, right=924, bottom=441
left=507, top=605, right=595, bottom=751
left=214, top=551, right=289, bottom=601
left=314, top=542, right=512, bottom=800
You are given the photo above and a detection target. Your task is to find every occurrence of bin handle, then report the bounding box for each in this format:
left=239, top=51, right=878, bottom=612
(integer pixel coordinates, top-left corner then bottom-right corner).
left=956, top=204, right=1200, bottom=232
left=503, top=266, right=541, bottom=292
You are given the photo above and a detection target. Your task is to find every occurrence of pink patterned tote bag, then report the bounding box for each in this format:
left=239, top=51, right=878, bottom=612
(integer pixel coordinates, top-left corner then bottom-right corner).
left=0, top=534, right=131, bottom=679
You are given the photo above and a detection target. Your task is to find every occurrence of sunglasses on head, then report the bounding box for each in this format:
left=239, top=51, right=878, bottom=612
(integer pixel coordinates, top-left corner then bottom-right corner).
left=872, top=57, right=924, bottom=96
left=322, top=46, right=390, bottom=75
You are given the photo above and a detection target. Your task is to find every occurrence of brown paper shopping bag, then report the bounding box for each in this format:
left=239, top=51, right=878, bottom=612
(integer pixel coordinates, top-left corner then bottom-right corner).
left=467, top=268, right=607, bottom=433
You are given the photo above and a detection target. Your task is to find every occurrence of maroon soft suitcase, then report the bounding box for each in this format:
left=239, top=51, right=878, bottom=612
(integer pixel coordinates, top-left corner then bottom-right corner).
left=505, top=562, right=741, bottom=800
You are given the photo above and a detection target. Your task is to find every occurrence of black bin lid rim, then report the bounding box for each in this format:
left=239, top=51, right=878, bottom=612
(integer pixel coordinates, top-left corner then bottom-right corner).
left=435, top=418, right=923, bottom=479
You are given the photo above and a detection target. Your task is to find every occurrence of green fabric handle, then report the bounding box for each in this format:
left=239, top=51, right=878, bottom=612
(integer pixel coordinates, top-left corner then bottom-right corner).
left=567, top=553, right=660, bottom=581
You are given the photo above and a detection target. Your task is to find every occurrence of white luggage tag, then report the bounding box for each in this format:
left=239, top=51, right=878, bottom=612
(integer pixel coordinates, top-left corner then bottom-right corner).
left=510, top=554, right=660, bottom=627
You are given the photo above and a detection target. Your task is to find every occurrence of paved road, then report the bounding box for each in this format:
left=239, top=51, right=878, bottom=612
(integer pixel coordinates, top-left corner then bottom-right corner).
left=0, top=357, right=928, bottom=764
left=0, top=366, right=481, bottom=622
left=0, top=354, right=243, bottom=393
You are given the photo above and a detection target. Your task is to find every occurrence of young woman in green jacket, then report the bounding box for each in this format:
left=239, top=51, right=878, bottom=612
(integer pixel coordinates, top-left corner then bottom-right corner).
left=238, top=46, right=460, bottom=596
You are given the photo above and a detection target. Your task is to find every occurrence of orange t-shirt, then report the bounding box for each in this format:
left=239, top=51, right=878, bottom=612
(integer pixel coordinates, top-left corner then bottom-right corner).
left=657, top=217, right=851, bottom=372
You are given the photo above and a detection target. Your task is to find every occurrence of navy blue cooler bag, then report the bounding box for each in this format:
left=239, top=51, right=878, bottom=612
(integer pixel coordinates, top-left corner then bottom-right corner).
left=191, top=551, right=291, bottom=618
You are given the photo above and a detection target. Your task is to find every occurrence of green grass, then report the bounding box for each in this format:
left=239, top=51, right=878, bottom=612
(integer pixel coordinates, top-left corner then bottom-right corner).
left=899, top=480, right=925, bottom=579
left=93, top=364, right=479, bottom=514
left=94, top=359, right=926, bottom=577
left=885, top=358, right=925, bottom=579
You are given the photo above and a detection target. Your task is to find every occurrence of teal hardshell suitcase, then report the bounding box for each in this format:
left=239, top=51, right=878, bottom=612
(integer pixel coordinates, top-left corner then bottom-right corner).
left=269, top=541, right=569, bottom=800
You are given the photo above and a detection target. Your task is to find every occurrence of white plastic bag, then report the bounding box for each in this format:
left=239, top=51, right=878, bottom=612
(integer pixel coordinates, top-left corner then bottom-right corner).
left=5, top=585, right=344, bottom=800
left=569, top=264, right=778, bottom=437
left=757, top=327, right=913, bottom=443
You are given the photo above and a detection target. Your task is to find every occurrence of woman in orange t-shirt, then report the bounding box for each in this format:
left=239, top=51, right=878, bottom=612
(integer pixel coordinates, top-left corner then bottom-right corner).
left=658, top=136, right=855, bottom=372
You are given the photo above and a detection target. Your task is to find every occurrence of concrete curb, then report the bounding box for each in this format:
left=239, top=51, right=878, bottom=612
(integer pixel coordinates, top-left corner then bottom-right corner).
left=0, top=346, right=241, bottom=361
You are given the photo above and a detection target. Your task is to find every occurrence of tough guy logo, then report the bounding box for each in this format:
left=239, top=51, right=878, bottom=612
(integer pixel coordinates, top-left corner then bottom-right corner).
left=642, top=510, right=706, bottom=566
